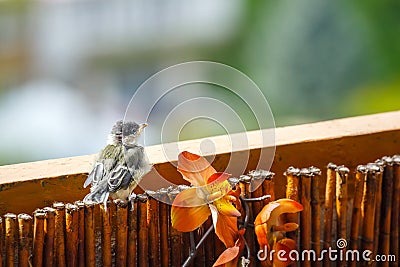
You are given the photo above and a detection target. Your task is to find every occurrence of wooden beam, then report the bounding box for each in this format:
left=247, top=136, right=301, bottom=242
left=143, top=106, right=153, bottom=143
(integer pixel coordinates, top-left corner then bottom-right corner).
left=0, top=111, right=399, bottom=215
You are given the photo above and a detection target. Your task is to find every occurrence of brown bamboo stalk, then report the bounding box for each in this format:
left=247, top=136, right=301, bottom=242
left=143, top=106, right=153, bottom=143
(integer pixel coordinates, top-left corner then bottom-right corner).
left=249, top=170, right=265, bottom=215
left=372, top=160, right=384, bottom=255
left=390, top=155, right=400, bottom=267
left=74, top=201, right=85, bottom=267
left=310, top=166, right=321, bottom=265
left=0, top=217, right=3, bottom=267
left=137, top=194, right=149, bottom=267
left=127, top=197, right=138, bottom=267
left=360, top=164, right=380, bottom=266
left=299, top=168, right=312, bottom=267
left=168, top=188, right=182, bottom=267
left=147, top=191, right=161, bottom=267
left=240, top=174, right=256, bottom=264
left=378, top=157, right=394, bottom=266
left=349, top=165, right=367, bottom=267
left=285, top=166, right=300, bottom=242
left=193, top=227, right=206, bottom=267
left=4, top=213, right=17, bottom=267
left=203, top=217, right=215, bottom=267
left=33, top=210, right=46, bottom=267
left=323, top=163, right=336, bottom=267
left=43, top=207, right=56, bottom=267
left=53, top=202, right=66, bottom=267
left=84, top=202, right=95, bottom=267
left=65, top=204, right=79, bottom=267
left=115, top=199, right=128, bottom=267
left=100, top=202, right=112, bottom=267
left=335, top=166, right=349, bottom=267
left=262, top=171, right=275, bottom=203
left=158, top=188, right=170, bottom=267
left=17, top=214, right=33, bottom=267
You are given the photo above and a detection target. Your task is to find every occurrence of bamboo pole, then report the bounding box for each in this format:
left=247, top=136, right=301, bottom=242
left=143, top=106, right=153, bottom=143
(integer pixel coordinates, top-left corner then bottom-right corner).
left=203, top=217, right=215, bottom=267
left=74, top=201, right=85, bottom=267
left=310, top=166, right=321, bottom=265
left=168, top=188, right=182, bottom=267
left=127, top=196, right=138, bottom=267
left=249, top=170, right=265, bottom=216
left=194, top=227, right=206, bottom=267
left=390, top=155, right=400, bottom=267
left=115, top=199, right=128, bottom=267
left=53, top=202, right=66, bottom=267
left=17, top=214, right=32, bottom=267
left=378, top=156, right=394, bottom=266
left=299, top=168, right=311, bottom=267
left=262, top=171, right=275, bottom=203
left=4, top=213, right=17, bottom=267
left=147, top=191, right=161, bottom=267
left=33, top=210, right=46, bottom=267
left=158, top=188, right=170, bottom=267
left=65, top=204, right=79, bottom=267
left=323, top=163, right=337, bottom=267
left=84, top=202, right=95, bottom=267
left=372, top=160, right=384, bottom=255
left=349, top=165, right=367, bottom=267
left=285, top=166, right=300, bottom=242
left=137, top=194, right=149, bottom=267
left=335, top=166, right=349, bottom=267
left=360, top=164, right=380, bottom=266
left=43, top=207, right=56, bottom=267
left=0, top=217, right=3, bottom=267
left=239, top=175, right=255, bottom=263
left=100, top=202, right=112, bottom=267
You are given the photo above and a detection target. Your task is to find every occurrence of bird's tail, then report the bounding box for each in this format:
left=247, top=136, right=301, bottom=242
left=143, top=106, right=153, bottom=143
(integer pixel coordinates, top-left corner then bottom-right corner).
left=83, top=183, right=110, bottom=207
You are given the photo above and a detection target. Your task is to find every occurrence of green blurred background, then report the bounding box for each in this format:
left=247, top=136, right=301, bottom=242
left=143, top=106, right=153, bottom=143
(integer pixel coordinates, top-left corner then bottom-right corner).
left=0, top=0, right=399, bottom=165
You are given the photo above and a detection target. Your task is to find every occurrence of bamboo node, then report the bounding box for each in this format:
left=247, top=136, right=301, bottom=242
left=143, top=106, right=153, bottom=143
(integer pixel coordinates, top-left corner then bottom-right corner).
left=308, top=166, right=321, bottom=176
left=327, top=162, right=337, bottom=170
left=114, top=199, right=128, bottom=207
left=136, top=194, right=148, bottom=203
left=4, top=213, right=17, bottom=220
left=392, top=154, right=400, bottom=164
left=381, top=155, right=393, bottom=166
left=366, top=163, right=382, bottom=173
left=300, top=167, right=312, bottom=177
left=65, top=203, right=79, bottom=213
left=248, top=169, right=274, bottom=180
left=53, top=202, right=65, bottom=210
left=17, top=213, right=32, bottom=221
left=356, top=164, right=368, bottom=174
left=284, top=166, right=300, bottom=176
left=239, top=175, right=252, bottom=183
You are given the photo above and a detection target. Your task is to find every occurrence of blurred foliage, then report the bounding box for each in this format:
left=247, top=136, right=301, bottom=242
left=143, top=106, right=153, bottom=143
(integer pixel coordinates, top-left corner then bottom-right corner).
left=0, top=0, right=399, bottom=164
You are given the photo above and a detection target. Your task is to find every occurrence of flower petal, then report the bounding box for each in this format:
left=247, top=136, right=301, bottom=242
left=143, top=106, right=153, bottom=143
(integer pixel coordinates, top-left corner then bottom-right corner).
left=254, top=199, right=303, bottom=249
left=273, top=238, right=297, bottom=267
left=171, top=188, right=211, bottom=232
left=212, top=246, right=240, bottom=267
left=171, top=204, right=210, bottom=232
left=213, top=197, right=241, bottom=217
left=178, top=151, right=216, bottom=186
left=210, top=204, right=239, bottom=248
left=254, top=199, right=303, bottom=227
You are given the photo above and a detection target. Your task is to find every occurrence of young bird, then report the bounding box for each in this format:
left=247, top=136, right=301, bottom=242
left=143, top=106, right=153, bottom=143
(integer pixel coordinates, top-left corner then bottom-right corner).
left=83, top=120, right=151, bottom=206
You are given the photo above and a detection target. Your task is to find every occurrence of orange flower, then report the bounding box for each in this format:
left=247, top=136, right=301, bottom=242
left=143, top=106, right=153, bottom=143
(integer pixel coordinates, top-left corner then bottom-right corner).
left=171, top=151, right=241, bottom=248
left=212, top=228, right=246, bottom=267
left=254, top=199, right=303, bottom=267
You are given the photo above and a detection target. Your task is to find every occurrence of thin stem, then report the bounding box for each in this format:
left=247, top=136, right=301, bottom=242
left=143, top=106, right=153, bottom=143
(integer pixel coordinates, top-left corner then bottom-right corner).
left=182, top=224, right=215, bottom=267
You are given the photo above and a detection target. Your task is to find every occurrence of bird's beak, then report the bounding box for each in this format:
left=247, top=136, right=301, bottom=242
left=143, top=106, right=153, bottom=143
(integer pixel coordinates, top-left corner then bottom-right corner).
left=138, top=123, right=148, bottom=133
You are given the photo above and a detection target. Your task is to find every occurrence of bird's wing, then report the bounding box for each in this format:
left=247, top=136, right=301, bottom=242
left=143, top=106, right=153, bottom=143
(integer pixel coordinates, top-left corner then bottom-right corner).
left=107, top=165, right=132, bottom=192
left=84, top=162, right=104, bottom=188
